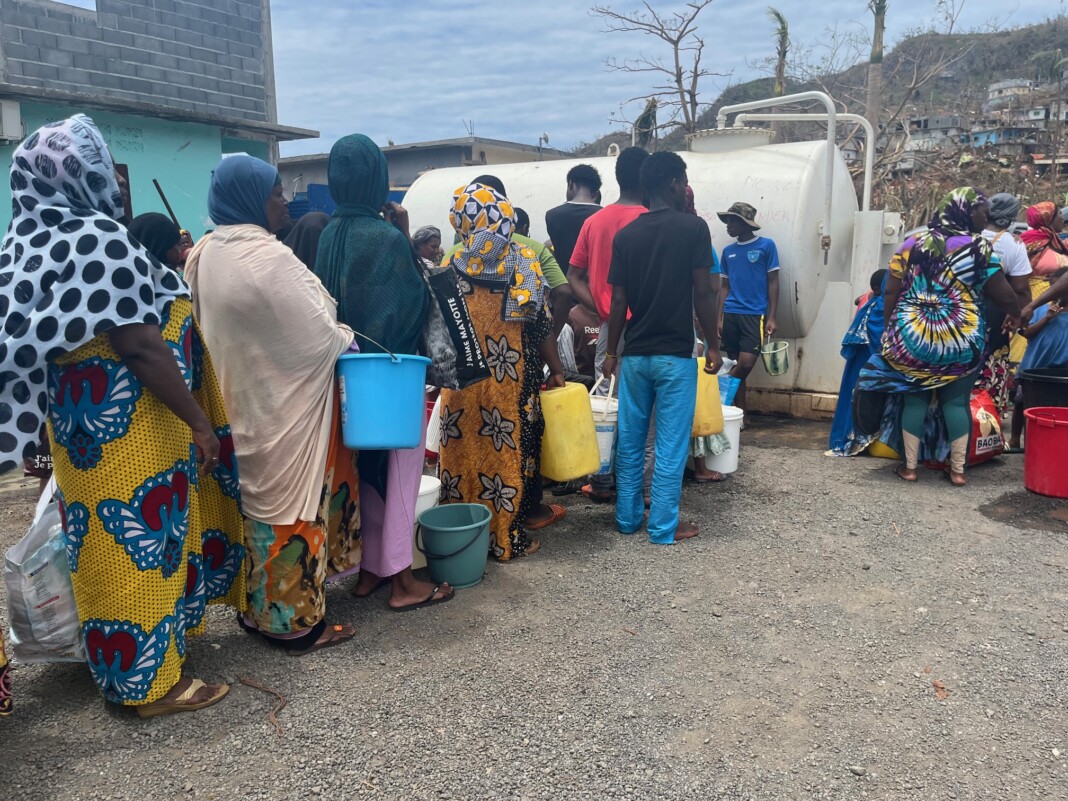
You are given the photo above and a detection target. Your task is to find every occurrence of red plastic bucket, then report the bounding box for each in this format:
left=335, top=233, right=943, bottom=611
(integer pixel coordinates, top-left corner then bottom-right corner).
left=1024, top=406, right=1068, bottom=498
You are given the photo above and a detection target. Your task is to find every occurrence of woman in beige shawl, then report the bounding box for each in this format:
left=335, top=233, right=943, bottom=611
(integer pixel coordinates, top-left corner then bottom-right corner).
left=185, top=155, right=359, bottom=655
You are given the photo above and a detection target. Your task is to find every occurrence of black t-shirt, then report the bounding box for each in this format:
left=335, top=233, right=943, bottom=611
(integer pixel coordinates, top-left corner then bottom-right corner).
left=545, top=201, right=601, bottom=275
left=608, top=208, right=713, bottom=358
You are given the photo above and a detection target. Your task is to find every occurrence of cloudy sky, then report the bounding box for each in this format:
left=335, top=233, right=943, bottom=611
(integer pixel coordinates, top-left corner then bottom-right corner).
left=272, top=0, right=1055, bottom=156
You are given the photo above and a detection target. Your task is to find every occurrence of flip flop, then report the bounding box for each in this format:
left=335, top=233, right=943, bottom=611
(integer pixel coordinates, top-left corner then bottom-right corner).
left=525, top=503, right=566, bottom=531
left=1004, top=446, right=1025, bottom=454
left=136, top=679, right=229, bottom=719
left=581, top=484, right=615, bottom=504
left=389, top=585, right=455, bottom=613
left=287, top=623, right=357, bottom=656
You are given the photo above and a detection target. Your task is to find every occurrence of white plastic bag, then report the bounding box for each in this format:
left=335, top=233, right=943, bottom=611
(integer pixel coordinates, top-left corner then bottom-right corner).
left=4, top=501, right=85, bottom=663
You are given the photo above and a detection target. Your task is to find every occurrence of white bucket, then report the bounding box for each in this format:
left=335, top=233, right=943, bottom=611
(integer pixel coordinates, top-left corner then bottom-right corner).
left=425, top=394, right=442, bottom=454
left=703, top=405, right=743, bottom=475
left=589, top=376, right=618, bottom=476
left=411, top=475, right=441, bottom=570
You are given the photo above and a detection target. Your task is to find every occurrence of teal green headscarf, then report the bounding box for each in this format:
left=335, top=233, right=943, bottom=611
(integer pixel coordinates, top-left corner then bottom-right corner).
left=314, top=134, right=429, bottom=357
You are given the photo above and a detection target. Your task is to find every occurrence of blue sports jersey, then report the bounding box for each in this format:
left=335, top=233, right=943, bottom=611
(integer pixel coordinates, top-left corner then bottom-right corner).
left=721, top=236, right=779, bottom=315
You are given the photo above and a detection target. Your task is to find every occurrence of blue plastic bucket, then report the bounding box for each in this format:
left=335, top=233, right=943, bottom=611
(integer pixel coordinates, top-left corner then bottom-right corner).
left=416, top=503, right=492, bottom=589
left=337, top=353, right=430, bottom=449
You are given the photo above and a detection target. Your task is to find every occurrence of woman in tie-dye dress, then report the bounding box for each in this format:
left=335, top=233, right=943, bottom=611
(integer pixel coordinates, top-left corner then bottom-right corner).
left=856, top=188, right=1021, bottom=485
left=0, top=116, right=244, bottom=716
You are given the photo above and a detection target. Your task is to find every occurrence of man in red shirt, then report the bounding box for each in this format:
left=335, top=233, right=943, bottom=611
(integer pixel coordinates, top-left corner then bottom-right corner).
left=568, top=146, right=649, bottom=502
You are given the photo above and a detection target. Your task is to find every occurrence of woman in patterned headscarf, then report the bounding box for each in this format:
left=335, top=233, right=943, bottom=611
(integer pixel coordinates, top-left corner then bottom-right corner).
left=0, top=115, right=244, bottom=715
left=437, top=183, right=567, bottom=561
left=1021, top=201, right=1068, bottom=276
left=856, top=188, right=1021, bottom=485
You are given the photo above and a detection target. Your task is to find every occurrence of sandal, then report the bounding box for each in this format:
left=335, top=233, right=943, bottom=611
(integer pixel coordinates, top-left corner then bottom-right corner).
left=389, top=584, right=455, bottom=613
left=581, top=484, right=614, bottom=504
left=895, top=464, right=917, bottom=482
left=943, top=468, right=966, bottom=487
left=136, top=678, right=229, bottom=719
left=287, top=623, right=357, bottom=657
left=525, top=504, right=566, bottom=531
left=694, top=470, right=726, bottom=483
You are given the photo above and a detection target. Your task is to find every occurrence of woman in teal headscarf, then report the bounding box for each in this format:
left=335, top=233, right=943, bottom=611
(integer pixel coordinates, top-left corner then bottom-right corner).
left=315, top=134, right=453, bottom=611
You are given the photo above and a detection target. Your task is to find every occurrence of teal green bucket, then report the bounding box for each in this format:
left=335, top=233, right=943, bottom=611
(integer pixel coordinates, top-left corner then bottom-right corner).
left=416, top=503, right=492, bottom=589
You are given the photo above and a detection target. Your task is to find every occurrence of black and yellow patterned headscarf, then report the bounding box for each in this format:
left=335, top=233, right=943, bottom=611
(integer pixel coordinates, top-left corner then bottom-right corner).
left=448, top=183, right=545, bottom=322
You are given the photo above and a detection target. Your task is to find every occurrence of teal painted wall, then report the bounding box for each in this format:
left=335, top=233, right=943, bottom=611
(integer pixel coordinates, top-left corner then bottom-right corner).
left=222, top=136, right=270, bottom=163
left=0, top=102, right=224, bottom=236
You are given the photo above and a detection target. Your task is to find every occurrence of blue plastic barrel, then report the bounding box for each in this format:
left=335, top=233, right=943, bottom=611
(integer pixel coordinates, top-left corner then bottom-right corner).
left=337, top=353, right=431, bottom=449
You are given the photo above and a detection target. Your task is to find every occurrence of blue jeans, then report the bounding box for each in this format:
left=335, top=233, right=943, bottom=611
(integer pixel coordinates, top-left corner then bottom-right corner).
left=615, top=355, right=697, bottom=543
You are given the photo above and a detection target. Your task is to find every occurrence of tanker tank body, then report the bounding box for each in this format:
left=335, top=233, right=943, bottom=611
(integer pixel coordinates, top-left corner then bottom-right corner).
left=402, top=136, right=863, bottom=418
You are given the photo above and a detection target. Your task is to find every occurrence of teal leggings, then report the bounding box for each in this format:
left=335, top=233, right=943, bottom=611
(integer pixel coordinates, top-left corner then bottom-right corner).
left=901, top=376, right=974, bottom=441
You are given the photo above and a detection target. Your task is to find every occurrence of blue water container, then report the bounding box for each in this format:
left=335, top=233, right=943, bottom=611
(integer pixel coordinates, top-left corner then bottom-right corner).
left=337, top=353, right=431, bottom=449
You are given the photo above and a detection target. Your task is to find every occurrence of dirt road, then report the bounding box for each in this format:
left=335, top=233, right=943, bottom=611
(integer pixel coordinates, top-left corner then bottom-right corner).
left=3, top=419, right=1067, bottom=800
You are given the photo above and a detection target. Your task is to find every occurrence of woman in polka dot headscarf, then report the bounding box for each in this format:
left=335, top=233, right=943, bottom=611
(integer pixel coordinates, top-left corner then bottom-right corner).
left=0, top=115, right=245, bottom=716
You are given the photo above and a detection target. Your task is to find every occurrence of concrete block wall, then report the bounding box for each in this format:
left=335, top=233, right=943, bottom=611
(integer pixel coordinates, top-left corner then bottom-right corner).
left=0, top=0, right=271, bottom=122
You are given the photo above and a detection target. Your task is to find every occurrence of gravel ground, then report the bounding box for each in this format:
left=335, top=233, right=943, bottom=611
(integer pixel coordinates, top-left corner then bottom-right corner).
left=3, top=418, right=1068, bottom=801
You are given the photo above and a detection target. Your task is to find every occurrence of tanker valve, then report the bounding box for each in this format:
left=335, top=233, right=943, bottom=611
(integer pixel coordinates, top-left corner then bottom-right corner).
left=820, top=234, right=831, bottom=265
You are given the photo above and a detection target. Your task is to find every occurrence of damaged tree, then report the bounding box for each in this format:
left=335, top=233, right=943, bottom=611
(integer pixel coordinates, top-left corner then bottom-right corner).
left=592, top=0, right=725, bottom=144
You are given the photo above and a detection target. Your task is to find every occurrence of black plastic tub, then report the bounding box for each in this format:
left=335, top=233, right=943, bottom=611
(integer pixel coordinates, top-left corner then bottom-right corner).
left=1019, top=367, right=1068, bottom=410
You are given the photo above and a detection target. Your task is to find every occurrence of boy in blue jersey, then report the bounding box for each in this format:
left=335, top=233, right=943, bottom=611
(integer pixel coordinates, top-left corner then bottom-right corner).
left=716, top=202, right=780, bottom=419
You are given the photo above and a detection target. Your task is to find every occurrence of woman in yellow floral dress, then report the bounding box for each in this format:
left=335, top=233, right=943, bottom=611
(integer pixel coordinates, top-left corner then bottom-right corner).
left=437, top=183, right=566, bottom=561
left=0, top=116, right=244, bottom=716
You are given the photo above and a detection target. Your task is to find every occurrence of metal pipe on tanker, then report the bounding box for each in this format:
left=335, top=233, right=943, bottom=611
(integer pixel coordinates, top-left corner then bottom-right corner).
left=732, top=112, right=874, bottom=212
left=717, top=92, right=837, bottom=262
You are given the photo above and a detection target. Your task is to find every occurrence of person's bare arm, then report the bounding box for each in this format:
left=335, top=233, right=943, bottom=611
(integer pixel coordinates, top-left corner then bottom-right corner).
left=984, top=270, right=1022, bottom=331
left=1022, top=270, right=1068, bottom=320
left=1008, top=274, right=1031, bottom=311
left=883, top=273, right=903, bottom=329
left=1022, top=302, right=1060, bottom=340
left=602, top=285, right=628, bottom=379
left=567, top=267, right=598, bottom=316
left=766, top=271, right=780, bottom=337
left=718, top=275, right=731, bottom=337
left=549, top=282, right=574, bottom=339
left=108, top=323, right=218, bottom=469
left=538, top=330, right=566, bottom=389
left=694, top=272, right=722, bottom=374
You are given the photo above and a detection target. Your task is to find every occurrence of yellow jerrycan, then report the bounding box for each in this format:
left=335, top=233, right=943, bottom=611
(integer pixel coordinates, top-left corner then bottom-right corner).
left=691, top=359, right=724, bottom=437
left=540, top=381, right=602, bottom=481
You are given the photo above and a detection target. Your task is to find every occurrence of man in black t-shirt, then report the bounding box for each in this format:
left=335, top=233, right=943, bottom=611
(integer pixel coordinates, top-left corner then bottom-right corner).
left=545, top=164, right=602, bottom=277
left=603, top=151, right=722, bottom=544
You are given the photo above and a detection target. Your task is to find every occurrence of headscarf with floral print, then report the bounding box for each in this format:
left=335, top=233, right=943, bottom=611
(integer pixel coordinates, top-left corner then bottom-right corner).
left=1021, top=200, right=1068, bottom=261
left=448, top=182, right=545, bottom=322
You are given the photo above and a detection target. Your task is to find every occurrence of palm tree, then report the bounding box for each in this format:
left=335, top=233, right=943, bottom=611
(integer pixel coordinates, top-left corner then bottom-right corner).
left=767, top=7, right=789, bottom=98
left=1032, top=48, right=1068, bottom=196
left=865, top=0, right=888, bottom=130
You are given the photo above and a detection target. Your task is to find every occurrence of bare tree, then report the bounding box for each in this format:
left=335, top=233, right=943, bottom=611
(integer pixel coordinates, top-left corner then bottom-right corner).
left=592, top=0, right=725, bottom=140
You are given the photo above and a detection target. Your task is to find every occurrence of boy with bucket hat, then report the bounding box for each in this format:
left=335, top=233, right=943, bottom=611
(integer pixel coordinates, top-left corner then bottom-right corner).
left=716, top=201, right=780, bottom=420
